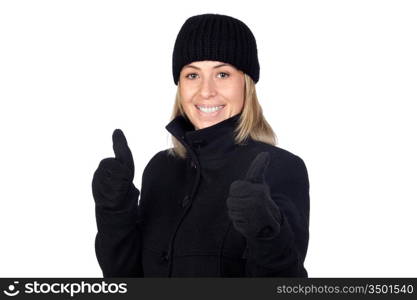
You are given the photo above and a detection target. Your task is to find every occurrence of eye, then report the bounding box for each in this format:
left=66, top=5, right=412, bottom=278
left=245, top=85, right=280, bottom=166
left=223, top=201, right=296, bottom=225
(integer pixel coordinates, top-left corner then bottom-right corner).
left=185, top=73, right=198, bottom=79
left=217, top=72, right=230, bottom=78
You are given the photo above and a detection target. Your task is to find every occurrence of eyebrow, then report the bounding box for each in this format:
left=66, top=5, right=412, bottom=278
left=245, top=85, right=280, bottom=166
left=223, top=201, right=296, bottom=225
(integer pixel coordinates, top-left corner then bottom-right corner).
left=184, top=63, right=231, bottom=70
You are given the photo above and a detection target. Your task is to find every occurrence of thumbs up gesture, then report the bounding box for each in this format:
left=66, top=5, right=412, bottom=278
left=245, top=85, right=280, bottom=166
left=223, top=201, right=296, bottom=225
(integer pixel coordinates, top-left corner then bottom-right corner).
left=226, top=152, right=282, bottom=239
left=92, top=129, right=139, bottom=211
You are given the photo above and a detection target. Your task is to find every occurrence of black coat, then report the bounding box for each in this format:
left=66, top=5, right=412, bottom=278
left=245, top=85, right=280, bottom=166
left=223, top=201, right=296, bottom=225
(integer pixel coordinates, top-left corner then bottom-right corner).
left=95, top=113, right=310, bottom=277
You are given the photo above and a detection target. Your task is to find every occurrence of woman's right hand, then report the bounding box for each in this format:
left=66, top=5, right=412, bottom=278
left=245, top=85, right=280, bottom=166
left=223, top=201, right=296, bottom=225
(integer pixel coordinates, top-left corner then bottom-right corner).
left=92, top=129, right=139, bottom=211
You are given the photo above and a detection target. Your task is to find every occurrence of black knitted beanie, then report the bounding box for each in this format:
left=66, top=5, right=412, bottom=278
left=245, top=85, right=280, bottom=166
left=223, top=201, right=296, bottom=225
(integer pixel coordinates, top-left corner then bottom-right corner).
left=172, top=13, right=260, bottom=85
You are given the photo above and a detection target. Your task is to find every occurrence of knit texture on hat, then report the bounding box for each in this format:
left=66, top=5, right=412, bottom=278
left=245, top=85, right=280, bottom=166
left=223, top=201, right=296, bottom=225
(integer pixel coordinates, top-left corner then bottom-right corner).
left=172, top=13, right=260, bottom=85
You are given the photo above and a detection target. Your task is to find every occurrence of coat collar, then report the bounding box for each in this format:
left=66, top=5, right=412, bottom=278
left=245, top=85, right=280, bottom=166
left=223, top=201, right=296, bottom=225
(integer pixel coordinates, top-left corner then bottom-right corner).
left=165, top=113, right=243, bottom=159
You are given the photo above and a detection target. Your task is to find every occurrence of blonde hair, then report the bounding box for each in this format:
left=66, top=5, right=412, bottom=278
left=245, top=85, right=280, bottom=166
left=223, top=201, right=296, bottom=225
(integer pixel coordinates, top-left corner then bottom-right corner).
left=167, top=73, right=277, bottom=159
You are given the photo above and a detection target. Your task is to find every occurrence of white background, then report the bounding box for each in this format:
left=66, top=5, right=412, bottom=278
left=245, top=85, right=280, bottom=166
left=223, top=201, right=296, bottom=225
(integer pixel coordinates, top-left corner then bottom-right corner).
left=0, top=0, right=416, bottom=277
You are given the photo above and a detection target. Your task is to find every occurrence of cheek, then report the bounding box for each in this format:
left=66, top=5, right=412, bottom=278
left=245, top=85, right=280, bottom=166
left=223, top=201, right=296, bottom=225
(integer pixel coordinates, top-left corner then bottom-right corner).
left=180, top=83, right=196, bottom=102
left=225, top=81, right=245, bottom=109
left=179, top=89, right=197, bottom=115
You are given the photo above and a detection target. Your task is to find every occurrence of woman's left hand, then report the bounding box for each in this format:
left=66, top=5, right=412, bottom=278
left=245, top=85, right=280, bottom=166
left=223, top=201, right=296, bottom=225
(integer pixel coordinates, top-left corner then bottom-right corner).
left=226, top=152, right=283, bottom=240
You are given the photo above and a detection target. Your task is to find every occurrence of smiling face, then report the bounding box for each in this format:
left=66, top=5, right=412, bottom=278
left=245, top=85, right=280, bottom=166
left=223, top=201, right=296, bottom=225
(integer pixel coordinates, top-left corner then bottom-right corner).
left=179, top=60, right=245, bottom=130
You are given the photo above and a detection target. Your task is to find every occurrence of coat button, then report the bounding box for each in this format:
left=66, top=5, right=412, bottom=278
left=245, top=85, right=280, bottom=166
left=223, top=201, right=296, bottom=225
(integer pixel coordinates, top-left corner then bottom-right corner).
left=190, top=161, right=197, bottom=169
left=182, top=195, right=189, bottom=207
left=160, top=251, right=169, bottom=263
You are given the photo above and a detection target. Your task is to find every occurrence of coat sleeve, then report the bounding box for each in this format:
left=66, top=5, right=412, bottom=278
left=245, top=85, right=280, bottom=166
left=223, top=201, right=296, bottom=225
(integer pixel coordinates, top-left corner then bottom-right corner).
left=94, top=188, right=142, bottom=277
left=243, top=154, right=310, bottom=277
left=94, top=154, right=157, bottom=277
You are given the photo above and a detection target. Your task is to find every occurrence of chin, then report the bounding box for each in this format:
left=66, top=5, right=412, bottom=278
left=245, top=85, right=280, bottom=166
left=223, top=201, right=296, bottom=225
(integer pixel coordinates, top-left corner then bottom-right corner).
left=187, top=105, right=230, bottom=130
left=192, top=113, right=229, bottom=130
left=195, top=120, right=219, bottom=130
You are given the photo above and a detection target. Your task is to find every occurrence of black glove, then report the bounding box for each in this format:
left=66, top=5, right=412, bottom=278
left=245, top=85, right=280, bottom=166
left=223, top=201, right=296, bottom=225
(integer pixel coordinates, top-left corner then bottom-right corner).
left=92, top=129, right=139, bottom=211
left=226, top=152, right=282, bottom=240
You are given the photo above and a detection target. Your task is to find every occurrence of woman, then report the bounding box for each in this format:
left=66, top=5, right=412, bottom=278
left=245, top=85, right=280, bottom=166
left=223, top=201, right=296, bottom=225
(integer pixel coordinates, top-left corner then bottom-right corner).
left=92, top=13, right=310, bottom=277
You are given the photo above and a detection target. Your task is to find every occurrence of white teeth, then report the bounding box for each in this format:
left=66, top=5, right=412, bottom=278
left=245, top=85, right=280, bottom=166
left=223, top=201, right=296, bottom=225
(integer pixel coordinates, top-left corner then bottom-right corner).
left=197, top=105, right=224, bottom=113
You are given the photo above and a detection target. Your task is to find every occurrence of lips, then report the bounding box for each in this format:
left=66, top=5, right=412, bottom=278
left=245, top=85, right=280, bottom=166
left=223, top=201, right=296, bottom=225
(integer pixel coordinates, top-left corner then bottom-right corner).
left=195, top=105, right=225, bottom=113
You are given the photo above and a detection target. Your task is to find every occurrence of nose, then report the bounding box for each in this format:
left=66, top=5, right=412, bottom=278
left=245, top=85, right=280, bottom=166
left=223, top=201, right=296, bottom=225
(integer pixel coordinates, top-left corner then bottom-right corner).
left=199, top=77, right=217, bottom=99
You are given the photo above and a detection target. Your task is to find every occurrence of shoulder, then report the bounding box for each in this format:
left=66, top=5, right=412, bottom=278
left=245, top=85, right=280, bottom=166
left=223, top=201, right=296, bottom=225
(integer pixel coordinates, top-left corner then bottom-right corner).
left=141, top=148, right=185, bottom=179
left=247, top=140, right=309, bottom=186
left=248, top=141, right=310, bottom=218
left=146, top=148, right=186, bottom=165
